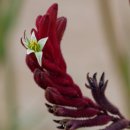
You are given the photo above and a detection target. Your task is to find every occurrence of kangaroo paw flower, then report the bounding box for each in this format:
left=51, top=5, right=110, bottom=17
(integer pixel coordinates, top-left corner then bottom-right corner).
left=45, top=87, right=94, bottom=108
left=21, top=3, right=130, bottom=130
left=86, top=72, right=124, bottom=118
left=45, top=103, right=101, bottom=118
left=103, top=119, right=130, bottom=130
left=54, top=114, right=113, bottom=130
left=21, top=31, right=48, bottom=66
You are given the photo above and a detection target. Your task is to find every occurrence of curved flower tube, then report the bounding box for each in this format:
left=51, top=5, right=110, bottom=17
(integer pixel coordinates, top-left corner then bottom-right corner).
left=21, top=3, right=130, bottom=130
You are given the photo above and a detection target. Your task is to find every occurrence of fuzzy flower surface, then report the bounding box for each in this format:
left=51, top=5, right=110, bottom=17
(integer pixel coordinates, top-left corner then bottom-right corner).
left=21, top=31, right=48, bottom=66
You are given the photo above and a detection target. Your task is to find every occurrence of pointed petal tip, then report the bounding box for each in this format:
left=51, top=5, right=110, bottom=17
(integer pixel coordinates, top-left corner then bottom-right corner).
left=24, top=30, right=26, bottom=39
left=57, top=17, right=67, bottom=26
left=31, top=31, right=37, bottom=41
left=45, top=103, right=52, bottom=108
left=53, top=120, right=60, bottom=123
left=43, top=14, right=50, bottom=19
left=57, top=125, right=64, bottom=129
left=47, top=3, right=58, bottom=14
left=51, top=3, right=58, bottom=10
left=59, top=17, right=67, bottom=21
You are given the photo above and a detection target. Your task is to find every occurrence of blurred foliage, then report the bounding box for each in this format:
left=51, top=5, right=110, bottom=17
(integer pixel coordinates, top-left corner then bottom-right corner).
left=0, top=0, right=22, bottom=62
left=0, top=0, right=22, bottom=130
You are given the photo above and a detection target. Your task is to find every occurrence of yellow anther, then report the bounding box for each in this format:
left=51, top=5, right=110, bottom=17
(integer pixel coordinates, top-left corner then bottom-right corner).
left=28, top=40, right=41, bottom=52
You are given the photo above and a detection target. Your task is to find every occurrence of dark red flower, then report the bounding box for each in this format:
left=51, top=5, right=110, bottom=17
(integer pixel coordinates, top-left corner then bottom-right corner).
left=21, top=3, right=130, bottom=130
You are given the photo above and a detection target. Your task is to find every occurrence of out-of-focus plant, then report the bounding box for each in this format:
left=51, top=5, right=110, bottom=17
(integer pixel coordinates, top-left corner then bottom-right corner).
left=0, top=0, right=22, bottom=61
left=98, top=0, right=130, bottom=117
left=0, top=0, right=22, bottom=130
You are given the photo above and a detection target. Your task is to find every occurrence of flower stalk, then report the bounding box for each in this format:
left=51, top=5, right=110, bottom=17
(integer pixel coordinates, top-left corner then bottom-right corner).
left=21, top=3, right=130, bottom=130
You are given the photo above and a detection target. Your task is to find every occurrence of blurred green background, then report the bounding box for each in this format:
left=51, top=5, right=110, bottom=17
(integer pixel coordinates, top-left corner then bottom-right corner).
left=0, top=0, right=130, bottom=130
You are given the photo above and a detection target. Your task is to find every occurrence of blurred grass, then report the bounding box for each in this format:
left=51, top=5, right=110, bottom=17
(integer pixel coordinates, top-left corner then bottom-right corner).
left=0, top=1, right=49, bottom=130
left=98, top=0, right=130, bottom=117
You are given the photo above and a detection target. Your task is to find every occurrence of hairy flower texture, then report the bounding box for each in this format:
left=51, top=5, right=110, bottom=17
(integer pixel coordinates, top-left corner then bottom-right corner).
left=21, top=3, right=130, bottom=130
left=54, top=114, right=113, bottom=130
left=45, top=103, right=101, bottom=118
left=86, top=73, right=124, bottom=118
left=102, top=119, right=130, bottom=130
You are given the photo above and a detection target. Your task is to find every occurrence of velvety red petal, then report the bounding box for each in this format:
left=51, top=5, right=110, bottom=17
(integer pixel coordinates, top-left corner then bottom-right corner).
left=56, top=17, right=67, bottom=43
left=35, top=15, right=42, bottom=30
left=49, top=105, right=100, bottom=118
left=42, top=58, right=65, bottom=75
left=38, top=14, right=50, bottom=39
left=46, top=3, right=58, bottom=26
left=34, top=68, right=48, bottom=89
left=45, top=87, right=93, bottom=107
left=34, top=69, right=81, bottom=98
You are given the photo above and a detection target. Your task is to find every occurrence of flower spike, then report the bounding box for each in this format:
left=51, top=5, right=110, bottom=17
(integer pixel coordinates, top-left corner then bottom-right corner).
left=21, top=3, right=130, bottom=130
left=85, top=73, right=125, bottom=119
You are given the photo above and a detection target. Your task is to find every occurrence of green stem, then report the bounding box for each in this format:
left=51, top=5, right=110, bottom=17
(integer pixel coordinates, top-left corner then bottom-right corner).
left=98, top=1, right=130, bottom=116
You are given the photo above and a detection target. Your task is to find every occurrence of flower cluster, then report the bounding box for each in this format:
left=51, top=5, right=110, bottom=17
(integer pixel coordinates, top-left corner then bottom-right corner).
left=21, top=3, right=130, bottom=130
